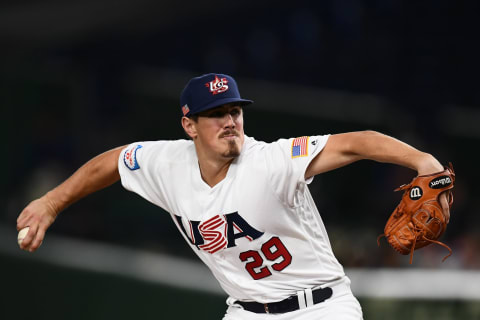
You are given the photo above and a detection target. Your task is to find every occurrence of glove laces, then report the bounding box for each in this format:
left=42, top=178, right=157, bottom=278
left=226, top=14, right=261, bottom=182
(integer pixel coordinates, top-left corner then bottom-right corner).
left=377, top=225, right=453, bottom=264
left=409, top=226, right=452, bottom=264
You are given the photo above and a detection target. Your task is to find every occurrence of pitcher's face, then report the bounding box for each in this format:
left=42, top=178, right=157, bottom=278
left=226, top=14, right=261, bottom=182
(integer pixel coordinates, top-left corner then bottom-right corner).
left=189, top=104, right=244, bottom=159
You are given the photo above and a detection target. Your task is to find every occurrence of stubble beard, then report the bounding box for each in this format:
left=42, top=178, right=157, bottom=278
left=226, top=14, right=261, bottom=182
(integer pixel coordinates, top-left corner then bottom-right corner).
left=222, top=139, right=241, bottom=158
left=219, top=129, right=242, bottom=159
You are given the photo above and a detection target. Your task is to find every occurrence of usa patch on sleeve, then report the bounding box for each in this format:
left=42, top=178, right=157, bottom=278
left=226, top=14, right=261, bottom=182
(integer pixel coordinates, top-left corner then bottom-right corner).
left=291, top=136, right=309, bottom=158
left=124, top=145, right=143, bottom=170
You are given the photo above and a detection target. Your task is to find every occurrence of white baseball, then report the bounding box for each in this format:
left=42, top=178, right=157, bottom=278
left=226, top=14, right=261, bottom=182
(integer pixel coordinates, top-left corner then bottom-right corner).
left=17, top=227, right=30, bottom=246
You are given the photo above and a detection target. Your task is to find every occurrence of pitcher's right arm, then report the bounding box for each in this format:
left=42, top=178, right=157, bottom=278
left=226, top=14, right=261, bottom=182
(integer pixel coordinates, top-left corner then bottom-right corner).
left=16, top=145, right=126, bottom=252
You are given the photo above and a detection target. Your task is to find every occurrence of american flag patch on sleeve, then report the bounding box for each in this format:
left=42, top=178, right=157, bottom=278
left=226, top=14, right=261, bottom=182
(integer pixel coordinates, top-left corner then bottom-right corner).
left=291, top=136, right=309, bottom=158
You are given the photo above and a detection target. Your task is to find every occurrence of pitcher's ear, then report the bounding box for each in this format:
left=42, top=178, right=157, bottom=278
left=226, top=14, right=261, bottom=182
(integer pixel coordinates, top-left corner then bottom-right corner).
left=181, top=116, right=197, bottom=139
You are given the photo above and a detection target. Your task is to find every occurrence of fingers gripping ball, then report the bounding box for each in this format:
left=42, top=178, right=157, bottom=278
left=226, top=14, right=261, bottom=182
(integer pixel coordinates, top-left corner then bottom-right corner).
left=377, top=163, right=455, bottom=264
left=17, top=227, right=30, bottom=247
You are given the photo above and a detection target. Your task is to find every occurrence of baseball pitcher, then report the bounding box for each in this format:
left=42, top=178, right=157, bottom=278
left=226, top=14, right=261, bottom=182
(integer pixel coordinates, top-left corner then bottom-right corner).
left=17, top=73, right=452, bottom=320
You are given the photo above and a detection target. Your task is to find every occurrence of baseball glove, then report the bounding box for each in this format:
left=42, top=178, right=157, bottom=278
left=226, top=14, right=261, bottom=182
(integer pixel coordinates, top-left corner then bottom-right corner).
left=377, top=163, right=455, bottom=264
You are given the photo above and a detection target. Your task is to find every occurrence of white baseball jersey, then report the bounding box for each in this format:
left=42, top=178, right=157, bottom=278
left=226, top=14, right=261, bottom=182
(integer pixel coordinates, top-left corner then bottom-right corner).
left=118, top=135, right=346, bottom=303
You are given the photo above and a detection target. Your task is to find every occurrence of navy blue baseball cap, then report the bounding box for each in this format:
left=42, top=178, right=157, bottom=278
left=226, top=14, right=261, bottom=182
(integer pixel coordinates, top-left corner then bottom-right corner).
left=180, top=73, right=253, bottom=117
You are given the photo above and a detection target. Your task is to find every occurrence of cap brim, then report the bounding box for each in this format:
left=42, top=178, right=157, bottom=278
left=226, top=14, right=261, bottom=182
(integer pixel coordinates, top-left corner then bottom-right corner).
left=189, top=98, right=254, bottom=116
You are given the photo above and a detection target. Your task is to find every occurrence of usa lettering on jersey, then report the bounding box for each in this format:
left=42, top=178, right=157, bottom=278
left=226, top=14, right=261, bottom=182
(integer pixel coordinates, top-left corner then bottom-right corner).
left=198, top=215, right=228, bottom=254
left=174, top=212, right=264, bottom=253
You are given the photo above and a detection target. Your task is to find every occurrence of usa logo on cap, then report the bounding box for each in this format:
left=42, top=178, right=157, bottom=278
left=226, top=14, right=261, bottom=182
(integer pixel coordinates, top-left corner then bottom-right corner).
left=205, top=76, right=229, bottom=95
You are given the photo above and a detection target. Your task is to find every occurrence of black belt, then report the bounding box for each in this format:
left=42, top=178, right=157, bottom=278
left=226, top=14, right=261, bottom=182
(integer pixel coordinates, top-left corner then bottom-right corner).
left=237, top=287, right=333, bottom=314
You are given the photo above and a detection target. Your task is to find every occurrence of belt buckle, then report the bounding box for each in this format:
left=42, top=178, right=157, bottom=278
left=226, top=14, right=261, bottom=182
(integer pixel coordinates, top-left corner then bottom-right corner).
left=263, top=303, right=270, bottom=314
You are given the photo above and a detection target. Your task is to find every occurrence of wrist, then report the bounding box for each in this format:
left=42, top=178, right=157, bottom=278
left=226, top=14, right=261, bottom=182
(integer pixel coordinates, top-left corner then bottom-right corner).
left=43, top=191, right=64, bottom=217
left=416, top=153, right=444, bottom=176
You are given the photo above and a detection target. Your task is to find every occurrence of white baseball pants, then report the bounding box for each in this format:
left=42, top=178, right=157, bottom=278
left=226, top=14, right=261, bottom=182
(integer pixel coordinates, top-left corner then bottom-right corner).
left=222, top=279, right=363, bottom=320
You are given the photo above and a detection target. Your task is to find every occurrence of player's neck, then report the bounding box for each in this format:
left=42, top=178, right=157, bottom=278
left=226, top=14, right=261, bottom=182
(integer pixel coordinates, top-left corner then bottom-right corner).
left=197, top=157, right=233, bottom=188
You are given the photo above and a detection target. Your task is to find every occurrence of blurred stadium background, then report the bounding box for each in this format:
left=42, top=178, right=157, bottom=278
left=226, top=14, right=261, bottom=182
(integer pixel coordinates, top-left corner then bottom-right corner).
left=1, top=1, right=479, bottom=319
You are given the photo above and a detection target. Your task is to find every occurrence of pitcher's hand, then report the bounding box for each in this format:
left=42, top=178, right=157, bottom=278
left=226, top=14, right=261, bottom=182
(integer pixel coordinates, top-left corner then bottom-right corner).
left=16, top=195, right=58, bottom=252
